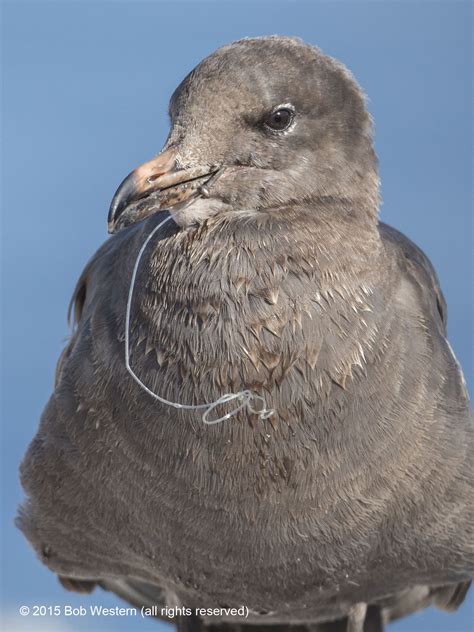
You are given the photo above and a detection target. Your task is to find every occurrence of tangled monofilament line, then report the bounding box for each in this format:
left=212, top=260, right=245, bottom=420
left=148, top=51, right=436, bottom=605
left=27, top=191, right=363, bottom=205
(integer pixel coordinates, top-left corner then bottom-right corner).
left=125, top=213, right=274, bottom=425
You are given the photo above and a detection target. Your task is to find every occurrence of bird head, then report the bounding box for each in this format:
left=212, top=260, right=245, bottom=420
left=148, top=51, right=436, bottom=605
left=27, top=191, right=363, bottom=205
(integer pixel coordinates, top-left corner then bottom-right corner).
left=108, top=36, right=379, bottom=233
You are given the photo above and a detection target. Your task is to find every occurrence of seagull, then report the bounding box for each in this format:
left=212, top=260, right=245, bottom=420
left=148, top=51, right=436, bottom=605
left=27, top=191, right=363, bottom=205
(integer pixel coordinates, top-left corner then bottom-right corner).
left=18, top=36, right=473, bottom=632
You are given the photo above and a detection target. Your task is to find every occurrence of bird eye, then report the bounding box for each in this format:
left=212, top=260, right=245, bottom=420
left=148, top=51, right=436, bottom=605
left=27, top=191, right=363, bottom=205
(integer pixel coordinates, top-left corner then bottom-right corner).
left=263, top=106, right=295, bottom=132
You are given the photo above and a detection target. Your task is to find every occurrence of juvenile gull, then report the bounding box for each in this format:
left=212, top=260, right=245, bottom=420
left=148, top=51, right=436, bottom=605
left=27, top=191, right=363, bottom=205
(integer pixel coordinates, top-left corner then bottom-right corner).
left=17, top=36, right=473, bottom=632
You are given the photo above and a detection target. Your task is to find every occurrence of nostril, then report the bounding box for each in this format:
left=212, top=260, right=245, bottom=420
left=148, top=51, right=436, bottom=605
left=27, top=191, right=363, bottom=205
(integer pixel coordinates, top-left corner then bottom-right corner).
left=146, top=174, right=161, bottom=184
left=147, top=169, right=170, bottom=184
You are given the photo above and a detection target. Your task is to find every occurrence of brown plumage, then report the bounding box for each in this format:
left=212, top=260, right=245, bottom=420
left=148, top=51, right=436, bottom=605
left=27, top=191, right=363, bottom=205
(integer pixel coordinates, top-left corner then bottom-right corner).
left=17, top=36, right=472, bottom=631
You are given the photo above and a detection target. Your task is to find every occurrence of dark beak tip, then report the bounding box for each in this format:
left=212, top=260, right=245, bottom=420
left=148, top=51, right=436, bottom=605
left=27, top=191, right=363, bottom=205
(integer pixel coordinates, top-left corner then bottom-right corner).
left=107, top=196, right=129, bottom=234
left=107, top=148, right=180, bottom=232
left=107, top=196, right=122, bottom=232
left=107, top=170, right=141, bottom=232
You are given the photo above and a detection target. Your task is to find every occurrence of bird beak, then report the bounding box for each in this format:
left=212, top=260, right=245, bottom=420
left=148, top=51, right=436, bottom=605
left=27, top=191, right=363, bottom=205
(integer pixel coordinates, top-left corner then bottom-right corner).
left=107, top=148, right=219, bottom=233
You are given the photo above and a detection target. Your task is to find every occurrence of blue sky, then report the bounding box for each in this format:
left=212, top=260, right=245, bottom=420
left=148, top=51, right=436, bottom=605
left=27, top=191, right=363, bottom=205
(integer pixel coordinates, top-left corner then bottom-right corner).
left=1, top=1, right=472, bottom=631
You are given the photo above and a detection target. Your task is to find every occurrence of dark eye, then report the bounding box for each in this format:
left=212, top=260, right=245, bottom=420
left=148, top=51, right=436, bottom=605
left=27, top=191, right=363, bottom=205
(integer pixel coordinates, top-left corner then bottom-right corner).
left=264, top=107, right=295, bottom=132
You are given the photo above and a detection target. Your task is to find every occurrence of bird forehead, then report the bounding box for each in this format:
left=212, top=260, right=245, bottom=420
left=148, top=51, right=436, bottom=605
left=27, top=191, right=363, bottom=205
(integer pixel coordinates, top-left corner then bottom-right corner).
left=169, top=38, right=327, bottom=117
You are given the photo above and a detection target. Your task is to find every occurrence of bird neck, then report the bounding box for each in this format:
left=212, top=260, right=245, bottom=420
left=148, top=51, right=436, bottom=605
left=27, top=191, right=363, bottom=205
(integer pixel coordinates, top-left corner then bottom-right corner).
left=136, top=202, right=383, bottom=410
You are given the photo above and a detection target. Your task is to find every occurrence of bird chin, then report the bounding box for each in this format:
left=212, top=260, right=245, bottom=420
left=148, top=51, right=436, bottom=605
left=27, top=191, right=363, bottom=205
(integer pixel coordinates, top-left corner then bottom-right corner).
left=169, top=196, right=229, bottom=228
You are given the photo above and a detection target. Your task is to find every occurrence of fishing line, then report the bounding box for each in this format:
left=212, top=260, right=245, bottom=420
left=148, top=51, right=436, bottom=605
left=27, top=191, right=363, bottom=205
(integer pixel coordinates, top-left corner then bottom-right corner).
left=124, top=210, right=274, bottom=425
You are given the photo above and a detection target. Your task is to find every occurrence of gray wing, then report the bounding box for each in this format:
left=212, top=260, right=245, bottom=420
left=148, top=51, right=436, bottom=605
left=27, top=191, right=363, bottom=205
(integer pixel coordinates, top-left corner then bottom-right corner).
left=377, top=222, right=472, bottom=619
left=379, top=222, right=469, bottom=400
left=379, top=222, right=447, bottom=332
left=16, top=215, right=180, bottom=610
left=56, top=233, right=173, bottom=613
